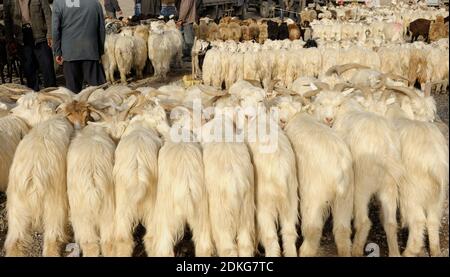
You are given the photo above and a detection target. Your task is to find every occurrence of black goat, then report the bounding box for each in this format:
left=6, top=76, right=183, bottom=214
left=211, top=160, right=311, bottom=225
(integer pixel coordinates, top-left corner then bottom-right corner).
left=267, top=20, right=279, bottom=40
left=304, top=39, right=318, bottom=48
left=278, top=22, right=289, bottom=40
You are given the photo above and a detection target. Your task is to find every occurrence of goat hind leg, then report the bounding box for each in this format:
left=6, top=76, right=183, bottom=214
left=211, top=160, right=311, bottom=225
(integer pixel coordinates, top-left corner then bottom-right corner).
left=43, top=196, right=68, bottom=257
left=99, top=202, right=116, bottom=257
left=4, top=197, right=32, bottom=257
left=257, top=206, right=281, bottom=257
left=378, top=187, right=400, bottom=257
left=190, top=197, right=214, bottom=257
left=279, top=206, right=298, bottom=257
left=299, top=201, right=325, bottom=257
left=427, top=202, right=444, bottom=257
left=352, top=190, right=372, bottom=257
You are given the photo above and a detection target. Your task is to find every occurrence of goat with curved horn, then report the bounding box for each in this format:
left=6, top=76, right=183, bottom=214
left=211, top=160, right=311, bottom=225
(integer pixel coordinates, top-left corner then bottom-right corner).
left=375, top=73, right=409, bottom=89
left=303, top=89, right=321, bottom=98
left=312, top=82, right=330, bottom=91
left=38, top=87, right=60, bottom=93
left=333, top=82, right=354, bottom=92
left=385, top=85, right=420, bottom=99
left=243, top=79, right=263, bottom=88
left=89, top=107, right=114, bottom=122
left=77, top=84, right=109, bottom=103
left=197, top=85, right=228, bottom=97
left=325, top=63, right=370, bottom=76
left=38, top=92, right=72, bottom=104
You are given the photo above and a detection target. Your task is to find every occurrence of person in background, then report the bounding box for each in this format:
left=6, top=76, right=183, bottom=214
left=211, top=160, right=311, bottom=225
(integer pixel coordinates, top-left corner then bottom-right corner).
left=141, top=0, right=161, bottom=17
left=135, top=0, right=142, bottom=16
left=104, top=0, right=123, bottom=19
left=177, top=0, right=196, bottom=62
left=160, top=0, right=177, bottom=19
left=52, top=0, right=106, bottom=93
left=3, top=0, right=56, bottom=91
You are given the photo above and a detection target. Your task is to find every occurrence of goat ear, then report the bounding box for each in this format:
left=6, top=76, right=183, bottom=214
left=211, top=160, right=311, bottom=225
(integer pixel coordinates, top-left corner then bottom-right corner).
left=56, top=103, right=66, bottom=114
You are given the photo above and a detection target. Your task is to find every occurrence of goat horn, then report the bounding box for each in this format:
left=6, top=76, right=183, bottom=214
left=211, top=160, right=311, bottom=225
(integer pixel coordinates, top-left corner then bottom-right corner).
left=78, top=84, right=109, bottom=103
left=144, top=88, right=170, bottom=98
left=38, top=93, right=71, bottom=104
left=312, top=81, right=330, bottom=91
left=243, top=79, right=263, bottom=88
left=382, top=73, right=409, bottom=82
left=118, top=101, right=137, bottom=121
left=88, top=106, right=113, bottom=122
left=380, top=89, right=393, bottom=102
left=355, top=85, right=373, bottom=101
left=197, top=85, right=228, bottom=96
left=333, top=82, right=354, bottom=92
left=159, top=99, right=181, bottom=111
left=0, top=84, right=32, bottom=94
left=385, top=85, right=419, bottom=99
left=325, top=63, right=370, bottom=76
left=129, top=94, right=149, bottom=115
left=0, top=93, right=23, bottom=101
left=266, top=79, right=280, bottom=96
left=273, top=86, right=298, bottom=96
left=294, top=95, right=311, bottom=106
left=39, top=87, right=60, bottom=93
left=303, top=89, right=321, bottom=98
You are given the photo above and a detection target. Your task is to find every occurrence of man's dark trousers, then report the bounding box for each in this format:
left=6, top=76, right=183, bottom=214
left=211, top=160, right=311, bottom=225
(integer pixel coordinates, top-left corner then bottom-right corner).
left=63, top=60, right=106, bottom=93
left=21, top=26, right=56, bottom=91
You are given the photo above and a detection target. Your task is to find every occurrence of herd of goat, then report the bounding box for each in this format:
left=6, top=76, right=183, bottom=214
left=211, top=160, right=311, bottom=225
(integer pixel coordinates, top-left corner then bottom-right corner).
left=0, top=59, right=448, bottom=257
left=103, top=2, right=449, bottom=92
left=199, top=38, right=449, bottom=93
left=0, top=2, right=448, bottom=257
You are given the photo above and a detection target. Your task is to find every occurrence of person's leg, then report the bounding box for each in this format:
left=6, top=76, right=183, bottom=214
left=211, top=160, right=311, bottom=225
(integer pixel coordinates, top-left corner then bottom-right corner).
left=182, top=23, right=194, bottom=61
left=160, top=6, right=177, bottom=17
left=20, top=28, right=39, bottom=91
left=81, top=60, right=106, bottom=87
left=34, top=42, right=57, bottom=88
left=63, top=61, right=83, bottom=93
left=135, top=1, right=142, bottom=16
left=106, top=10, right=116, bottom=19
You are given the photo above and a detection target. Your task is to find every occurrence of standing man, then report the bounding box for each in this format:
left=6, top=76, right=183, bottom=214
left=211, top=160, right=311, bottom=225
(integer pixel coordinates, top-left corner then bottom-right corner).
left=135, top=0, right=142, bottom=16
left=3, top=0, right=56, bottom=91
left=104, top=0, right=123, bottom=19
left=177, top=0, right=196, bottom=62
left=141, top=0, right=160, bottom=17
left=52, top=0, right=106, bottom=93
left=160, top=0, right=177, bottom=18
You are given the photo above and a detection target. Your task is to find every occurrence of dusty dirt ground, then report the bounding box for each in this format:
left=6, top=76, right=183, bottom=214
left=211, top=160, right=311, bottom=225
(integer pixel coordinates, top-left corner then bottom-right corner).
left=0, top=58, right=448, bottom=256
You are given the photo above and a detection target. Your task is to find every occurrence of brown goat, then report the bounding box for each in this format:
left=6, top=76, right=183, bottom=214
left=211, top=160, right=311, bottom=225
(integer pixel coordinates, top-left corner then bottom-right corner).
left=249, top=22, right=260, bottom=41
left=258, top=22, right=268, bottom=44
left=408, top=18, right=431, bottom=42
left=219, top=16, right=232, bottom=24
left=208, top=22, right=221, bottom=41
left=229, top=22, right=242, bottom=42
left=429, top=16, right=449, bottom=42
left=218, top=22, right=231, bottom=41
left=288, top=24, right=301, bottom=40
left=199, top=21, right=210, bottom=41
left=241, top=25, right=252, bottom=41
left=407, top=49, right=428, bottom=87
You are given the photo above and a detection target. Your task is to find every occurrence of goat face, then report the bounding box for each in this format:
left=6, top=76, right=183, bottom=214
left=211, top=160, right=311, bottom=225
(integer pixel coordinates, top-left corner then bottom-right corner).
left=400, top=95, right=437, bottom=122
left=58, top=101, right=91, bottom=130
left=312, top=91, right=345, bottom=127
